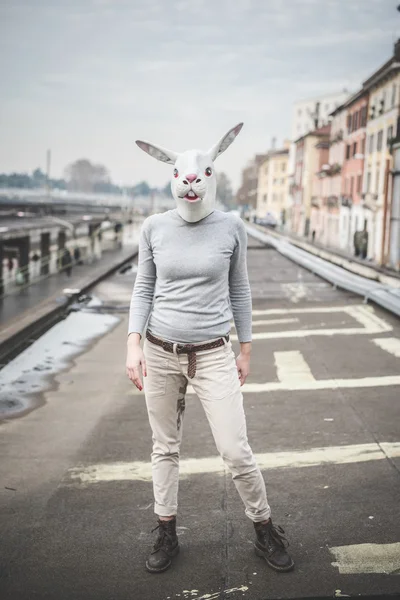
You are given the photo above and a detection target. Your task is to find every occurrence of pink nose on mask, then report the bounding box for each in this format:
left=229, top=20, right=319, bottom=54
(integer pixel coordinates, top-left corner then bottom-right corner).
left=185, top=174, right=197, bottom=183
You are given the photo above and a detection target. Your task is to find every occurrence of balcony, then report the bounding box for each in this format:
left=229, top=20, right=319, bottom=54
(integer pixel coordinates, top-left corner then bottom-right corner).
left=326, top=195, right=339, bottom=209
left=318, top=163, right=342, bottom=177
left=341, top=195, right=353, bottom=208
left=311, top=196, right=320, bottom=208
left=329, top=130, right=344, bottom=145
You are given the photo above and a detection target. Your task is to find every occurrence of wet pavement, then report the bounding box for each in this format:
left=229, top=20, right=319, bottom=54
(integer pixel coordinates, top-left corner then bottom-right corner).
left=0, top=237, right=399, bottom=599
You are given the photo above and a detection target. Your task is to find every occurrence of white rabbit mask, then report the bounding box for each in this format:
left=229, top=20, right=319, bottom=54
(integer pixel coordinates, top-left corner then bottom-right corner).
left=135, top=123, right=243, bottom=223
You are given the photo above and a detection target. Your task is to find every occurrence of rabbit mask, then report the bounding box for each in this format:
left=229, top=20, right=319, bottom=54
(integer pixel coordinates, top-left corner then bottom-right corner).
left=135, top=123, right=243, bottom=223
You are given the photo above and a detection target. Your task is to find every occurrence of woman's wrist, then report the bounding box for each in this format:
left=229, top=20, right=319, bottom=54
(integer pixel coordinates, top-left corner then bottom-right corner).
left=240, top=341, right=252, bottom=356
left=127, top=332, right=142, bottom=346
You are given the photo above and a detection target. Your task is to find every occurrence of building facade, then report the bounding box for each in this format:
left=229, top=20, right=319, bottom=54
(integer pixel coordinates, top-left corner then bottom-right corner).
left=292, top=125, right=331, bottom=237
left=256, top=144, right=289, bottom=224
left=286, top=89, right=350, bottom=231
left=339, top=89, right=369, bottom=254
left=236, top=154, right=267, bottom=214
left=362, top=43, right=400, bottom=263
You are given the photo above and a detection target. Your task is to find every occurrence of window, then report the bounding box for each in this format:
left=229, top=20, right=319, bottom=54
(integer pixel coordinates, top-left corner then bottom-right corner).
left=347, top=114, right=352, bottom=133
left=369, top=134, right=374, bottom=153
left=381, top=92, right=386, bottom=114
left=392, top=85, right=397, bottom=108
left=361, top=138, right=366, bottom=155
left=376, top=164, right=380, bottom=192
left=377, top=130, right=383, bottom=151
left=387, top=125, right=394, bottom=143
left=353, top=112, right=358, bottom=131
left=263, top=194, right=267, bottom=203
left=350, top=177, right=354, bottom=196
left=361, top=105, right=367, bottom=127
left=357, top=174, right=362, bottom=193
left=353, top=142, right=357, bottom=156
left=366, top=172, right=371, bottom=191
left=346, top=144, right=351, bottom=159
left=281, top=163, right=286, bottom=172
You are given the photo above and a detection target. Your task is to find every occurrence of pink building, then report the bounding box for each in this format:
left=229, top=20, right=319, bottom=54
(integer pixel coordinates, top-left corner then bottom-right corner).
left=313, top=107, right=347, bottom=248
left=340, top=90, right=369, bottom=253
left=292, top=125, right=330, bottom=238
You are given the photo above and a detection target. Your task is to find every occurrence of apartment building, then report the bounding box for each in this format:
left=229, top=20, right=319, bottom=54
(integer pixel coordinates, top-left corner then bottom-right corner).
left=291, top=125, right=331, bottom=237
left=256, top=143, right=289, bottom=224
left=362, top=42, right=400, bottom=262
left=340, top=89, right=369, bottom=253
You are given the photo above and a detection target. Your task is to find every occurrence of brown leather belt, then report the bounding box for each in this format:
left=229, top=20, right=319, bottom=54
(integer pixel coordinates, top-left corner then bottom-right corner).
left=146, top=330, right=229, bottom=379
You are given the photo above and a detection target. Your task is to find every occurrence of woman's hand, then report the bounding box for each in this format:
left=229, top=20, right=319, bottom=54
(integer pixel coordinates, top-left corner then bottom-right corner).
left=126, top=334, right=147, bottom=391
left=236, top=346, right=251, bottom=386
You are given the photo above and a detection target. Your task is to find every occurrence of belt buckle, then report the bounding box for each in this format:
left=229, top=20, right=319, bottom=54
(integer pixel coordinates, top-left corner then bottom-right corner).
left=162, top=340, right=171, bottom=352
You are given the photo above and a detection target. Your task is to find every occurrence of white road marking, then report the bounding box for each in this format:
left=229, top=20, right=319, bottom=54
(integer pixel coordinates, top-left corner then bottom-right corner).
left=193, top=586, right=248, bottom=600
left=230, top=305, right=392, bottom=341
left=65, top=441, right=400, bottom=485
left=183, top=374, right=400, bottom=395
left=330, top=542, right=400, bottom=575
left=236, top=375, right=400, bottom=392
left=373, top=337, right=400, bottom=358
left=249, top=318, right=300, bottom=327
left=274, top=351, right=315, bottom=384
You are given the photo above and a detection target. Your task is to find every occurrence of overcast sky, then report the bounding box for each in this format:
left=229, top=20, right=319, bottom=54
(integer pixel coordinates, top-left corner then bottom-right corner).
left=0, top=0, right=397, bottom=190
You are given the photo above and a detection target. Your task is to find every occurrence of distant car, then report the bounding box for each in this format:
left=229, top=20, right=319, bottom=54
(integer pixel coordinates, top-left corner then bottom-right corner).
left=256, top=213, right=278, bottom=228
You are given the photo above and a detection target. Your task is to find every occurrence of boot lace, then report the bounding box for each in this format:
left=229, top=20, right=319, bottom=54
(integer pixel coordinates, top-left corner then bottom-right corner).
left=259, top=522, right=289, bottom=553
left=150, top=522, right=174, bottom=554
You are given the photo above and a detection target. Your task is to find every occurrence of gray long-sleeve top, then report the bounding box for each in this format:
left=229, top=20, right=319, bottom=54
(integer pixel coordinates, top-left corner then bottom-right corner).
left=128, top=208, right=252, bottom=344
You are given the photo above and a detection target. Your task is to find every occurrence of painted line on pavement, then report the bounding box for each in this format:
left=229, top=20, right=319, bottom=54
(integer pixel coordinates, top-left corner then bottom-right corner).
left=249, top=318, right=300, bottom=327
left=236, top=375, right=400, bottom=393
left=329, top=542, right=400, bottom=575
left=230, top=305, right=392, bottom=341
left=64, top=441, right=400, bottom=485
left=184, top=375, right=400, bottom=394
left=373, top=337, right=400, bottom=358
left=274, top=351, right=315, bottom=384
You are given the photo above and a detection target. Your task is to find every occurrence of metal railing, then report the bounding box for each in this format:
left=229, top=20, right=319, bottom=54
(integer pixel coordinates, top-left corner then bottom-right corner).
left=245, top=223, right=400, bottom=318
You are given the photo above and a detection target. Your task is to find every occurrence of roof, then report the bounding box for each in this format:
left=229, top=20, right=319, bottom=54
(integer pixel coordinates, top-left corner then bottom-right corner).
left=362, top=39, right=400, bottom=91
left=294, top=123, right=331, bottom=145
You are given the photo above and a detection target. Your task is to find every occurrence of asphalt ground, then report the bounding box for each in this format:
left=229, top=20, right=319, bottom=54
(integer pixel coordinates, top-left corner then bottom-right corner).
left=0, top=238, right=399, bottom=600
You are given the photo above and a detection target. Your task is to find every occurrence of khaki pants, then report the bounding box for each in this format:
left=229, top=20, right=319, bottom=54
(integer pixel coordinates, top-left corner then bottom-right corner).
left=143, top=332, right=271, bottom=522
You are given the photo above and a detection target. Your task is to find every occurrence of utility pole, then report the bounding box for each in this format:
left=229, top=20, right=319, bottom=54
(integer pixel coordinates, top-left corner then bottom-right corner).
left=46, top=149, right=51, bottom=204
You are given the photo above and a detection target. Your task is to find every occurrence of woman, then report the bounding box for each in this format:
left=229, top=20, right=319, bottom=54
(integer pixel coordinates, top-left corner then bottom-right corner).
left=126, top=124, right=294, bottom=574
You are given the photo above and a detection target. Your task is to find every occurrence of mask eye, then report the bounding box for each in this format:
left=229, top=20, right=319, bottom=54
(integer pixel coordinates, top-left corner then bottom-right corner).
left=205, top=167, right=212, bottom=177
left=173, top=168, right=179, bottom=178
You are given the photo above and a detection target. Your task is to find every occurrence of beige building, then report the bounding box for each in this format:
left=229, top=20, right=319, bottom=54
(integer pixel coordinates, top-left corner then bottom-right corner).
left=256, top=143, right=290, bottom=224
left=236, top=154, right=267, bottom=212
left=292, top=126, right=331, bottom=236
left=362, top=41, right=400, bottom=263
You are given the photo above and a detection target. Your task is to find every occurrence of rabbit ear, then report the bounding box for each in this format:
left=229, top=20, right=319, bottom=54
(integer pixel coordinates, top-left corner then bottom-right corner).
left=135, top=140, right=178, bottom=165
left=207, top=123, right=243, bottom=161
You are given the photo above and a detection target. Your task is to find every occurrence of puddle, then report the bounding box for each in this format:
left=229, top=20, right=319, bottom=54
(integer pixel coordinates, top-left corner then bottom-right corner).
left=0, top=310, right=120, bottom=420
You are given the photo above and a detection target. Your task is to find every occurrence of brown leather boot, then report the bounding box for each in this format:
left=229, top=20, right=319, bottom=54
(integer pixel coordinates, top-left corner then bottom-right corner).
left=145, top=517, right=180, bottom=573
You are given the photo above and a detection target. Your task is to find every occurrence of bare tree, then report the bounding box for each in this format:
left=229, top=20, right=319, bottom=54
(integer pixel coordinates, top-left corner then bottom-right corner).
left=216, top=172, right=233, bottom=205
left=64, top=159, right=111, bottom=193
